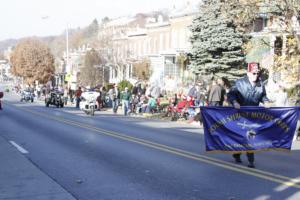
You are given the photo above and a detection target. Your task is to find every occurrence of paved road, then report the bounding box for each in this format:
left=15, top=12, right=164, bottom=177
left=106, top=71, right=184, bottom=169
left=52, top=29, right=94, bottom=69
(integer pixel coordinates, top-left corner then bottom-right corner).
left=1, top=85, right=300, bottom=200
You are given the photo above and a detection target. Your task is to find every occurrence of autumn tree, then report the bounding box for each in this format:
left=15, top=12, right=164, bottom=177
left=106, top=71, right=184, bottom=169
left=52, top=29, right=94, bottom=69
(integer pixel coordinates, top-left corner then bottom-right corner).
left=132, top=59, right=151, bottom=81
left=267, top=1, right=300, bottom=86
left=222, top=0, right=262, bottom=33
left=225, top=0, right=300, bottom=86
left=78, top=49, right=103, bottom=87
left=10, top=38, right=55, bottom=84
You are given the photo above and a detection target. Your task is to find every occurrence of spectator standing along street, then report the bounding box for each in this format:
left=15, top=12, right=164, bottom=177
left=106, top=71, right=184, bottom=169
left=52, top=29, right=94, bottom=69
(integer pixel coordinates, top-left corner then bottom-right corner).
left=208, top=79, right=224, bottom=106
left=63, top=86, right=69, bottom=106
left=100, top=86, right=107, bottom=108
left=109, top=84, right=120, bottom=114
left=75, top=87, right=82, bottom=108
left=36, top=85, right=41, bottom=100
left=120, top=87, right=131, bottom=115
left=275, top=83, right=289, bottom=107
left=69, top=87, right=74, bottom=104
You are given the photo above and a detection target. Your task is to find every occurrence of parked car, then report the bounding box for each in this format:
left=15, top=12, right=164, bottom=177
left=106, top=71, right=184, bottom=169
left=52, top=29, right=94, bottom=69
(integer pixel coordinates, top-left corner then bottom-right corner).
left=45, top=91, right=64, bottom=108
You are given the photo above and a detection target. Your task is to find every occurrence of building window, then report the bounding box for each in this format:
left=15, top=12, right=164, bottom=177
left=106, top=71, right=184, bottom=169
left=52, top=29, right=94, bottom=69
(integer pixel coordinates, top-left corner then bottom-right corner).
left=274, top=36, right=283, bottom=56
left=164, top=56, right=179, bottom=78
left=253, top=17, right=268, bottom=32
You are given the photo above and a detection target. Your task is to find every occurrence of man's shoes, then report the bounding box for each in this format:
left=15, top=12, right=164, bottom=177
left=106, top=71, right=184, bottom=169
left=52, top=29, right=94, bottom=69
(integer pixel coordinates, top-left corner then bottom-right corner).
left=248, top=163, right=255, bottom=168
left=232, top=155, right=242, bottom=163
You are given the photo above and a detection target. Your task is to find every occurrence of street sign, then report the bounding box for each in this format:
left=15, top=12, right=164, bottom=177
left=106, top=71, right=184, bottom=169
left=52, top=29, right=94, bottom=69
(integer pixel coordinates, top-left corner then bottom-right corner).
left=65, top=73, right=71, bottom=81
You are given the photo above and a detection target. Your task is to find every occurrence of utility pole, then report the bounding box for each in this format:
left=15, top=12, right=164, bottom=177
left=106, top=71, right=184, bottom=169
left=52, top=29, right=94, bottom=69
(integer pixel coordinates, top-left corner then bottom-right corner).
left=66, top=25, right=69, bottom=74
left=102, top=66, right=105, bottom=86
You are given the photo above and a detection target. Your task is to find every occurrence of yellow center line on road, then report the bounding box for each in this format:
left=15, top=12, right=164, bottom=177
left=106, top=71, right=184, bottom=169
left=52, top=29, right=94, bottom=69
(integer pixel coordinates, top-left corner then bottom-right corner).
left=12, top=104, right=300, bottom=189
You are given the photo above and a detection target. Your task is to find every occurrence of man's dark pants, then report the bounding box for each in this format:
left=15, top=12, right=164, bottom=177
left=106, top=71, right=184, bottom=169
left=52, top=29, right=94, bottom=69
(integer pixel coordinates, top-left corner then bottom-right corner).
left=76, top=97, right=81, bottom=108
left=209, top=101, right=222, bottom=106
left=233, top=152, right=254, bottom=163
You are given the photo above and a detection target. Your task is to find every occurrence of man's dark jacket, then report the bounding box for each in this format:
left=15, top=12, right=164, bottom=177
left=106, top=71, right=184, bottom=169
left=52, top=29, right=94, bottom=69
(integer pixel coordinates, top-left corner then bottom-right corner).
left=227, top=76, right=269, bottom=106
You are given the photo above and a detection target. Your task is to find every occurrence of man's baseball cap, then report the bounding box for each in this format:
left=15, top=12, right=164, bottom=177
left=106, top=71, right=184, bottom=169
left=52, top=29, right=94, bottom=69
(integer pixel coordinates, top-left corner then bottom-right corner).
left=247, top=62, right=260, bottom=73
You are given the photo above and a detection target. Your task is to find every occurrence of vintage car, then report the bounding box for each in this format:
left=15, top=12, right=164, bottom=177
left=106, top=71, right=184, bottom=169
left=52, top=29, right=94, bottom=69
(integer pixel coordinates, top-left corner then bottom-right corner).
left=79, top=91, right=99, bottom=116
left=45, top=91, right=64, bottom=108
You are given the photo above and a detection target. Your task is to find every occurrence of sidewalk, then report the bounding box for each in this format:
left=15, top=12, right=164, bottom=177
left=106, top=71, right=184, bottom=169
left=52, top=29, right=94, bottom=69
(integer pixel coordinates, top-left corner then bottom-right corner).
left=0, top=136, right=76, bottom=200
left=100, top=106, right=203, bottom=127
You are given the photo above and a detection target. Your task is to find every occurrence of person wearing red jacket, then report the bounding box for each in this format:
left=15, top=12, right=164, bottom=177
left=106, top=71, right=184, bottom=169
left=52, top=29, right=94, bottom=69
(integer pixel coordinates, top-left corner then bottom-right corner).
left=75, top=87, right=82, bottom=108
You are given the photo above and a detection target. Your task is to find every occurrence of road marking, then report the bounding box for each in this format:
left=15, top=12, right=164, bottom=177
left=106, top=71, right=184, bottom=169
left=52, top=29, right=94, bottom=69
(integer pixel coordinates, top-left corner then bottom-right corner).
left=9, top=141, right=29, bottom=154
left=11, top=105, right=300, bottom=189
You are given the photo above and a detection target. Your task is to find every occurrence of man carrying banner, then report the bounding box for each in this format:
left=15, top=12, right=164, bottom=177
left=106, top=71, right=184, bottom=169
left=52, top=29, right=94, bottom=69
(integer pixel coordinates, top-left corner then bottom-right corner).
left=227, top=62, right=269, bottom=168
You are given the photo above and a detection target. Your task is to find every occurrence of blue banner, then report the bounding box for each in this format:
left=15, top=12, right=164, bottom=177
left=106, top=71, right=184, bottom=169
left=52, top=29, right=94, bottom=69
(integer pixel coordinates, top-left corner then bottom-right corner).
left=200, top=107, right=300, bottom=153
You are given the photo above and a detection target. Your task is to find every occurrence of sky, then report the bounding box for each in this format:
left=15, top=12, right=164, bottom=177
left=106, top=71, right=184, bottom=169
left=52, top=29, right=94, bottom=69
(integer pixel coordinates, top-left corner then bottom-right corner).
left=0, top=0, right=190, bottom=41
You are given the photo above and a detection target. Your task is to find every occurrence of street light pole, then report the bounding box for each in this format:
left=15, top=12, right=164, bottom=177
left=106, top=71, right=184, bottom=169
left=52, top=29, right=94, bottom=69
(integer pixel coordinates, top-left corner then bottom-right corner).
left=65, top=23, right=72, bottom=89
left=41, top=16, right=70, bottom=87
left=102, top=66, right=105, bottom=86
left=66, top=24, right=69, bottom=73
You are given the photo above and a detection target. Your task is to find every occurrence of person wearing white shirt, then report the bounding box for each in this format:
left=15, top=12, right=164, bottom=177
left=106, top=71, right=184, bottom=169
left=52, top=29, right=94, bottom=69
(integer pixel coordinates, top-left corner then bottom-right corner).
left=275, top=84, right=289, bottom=107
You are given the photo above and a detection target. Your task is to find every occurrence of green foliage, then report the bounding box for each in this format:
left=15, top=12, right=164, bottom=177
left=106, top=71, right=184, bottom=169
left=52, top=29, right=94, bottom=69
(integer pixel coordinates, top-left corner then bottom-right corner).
left=245, top=37, right=270, bottom=63
left=224, top=0, right=300, bottom=86
left=84, top=19, right=99, bottom=38
left=101, top=17, right=110, bottom=24
left=190, top=0, right=246, bottom=81
left=117, top=80, right=133, bottom=92
left=286, top=85, right=300, bottom=98
left=222, top=0, right=260, bottom=33
left=105, top=83, right=114, bottom=91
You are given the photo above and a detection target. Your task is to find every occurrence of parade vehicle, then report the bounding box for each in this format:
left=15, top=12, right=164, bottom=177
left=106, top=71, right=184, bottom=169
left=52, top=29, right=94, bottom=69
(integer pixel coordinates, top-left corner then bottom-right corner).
left=0, top=91, right=3, bottom=110
left=20, top=90, right=34, bottom=103
left=79, top=91, right=99, bottom=116
left=45, top=91, right=64, bottom=108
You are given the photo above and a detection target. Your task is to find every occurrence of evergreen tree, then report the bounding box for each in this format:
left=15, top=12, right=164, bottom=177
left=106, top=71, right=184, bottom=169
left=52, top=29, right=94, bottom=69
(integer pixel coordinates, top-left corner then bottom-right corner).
left=190, top=0, right=246, bottom=80
left=85, top=19, right=99, bottom=38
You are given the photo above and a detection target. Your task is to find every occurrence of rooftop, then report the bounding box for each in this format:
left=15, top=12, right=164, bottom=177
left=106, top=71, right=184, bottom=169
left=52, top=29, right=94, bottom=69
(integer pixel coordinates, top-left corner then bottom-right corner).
left=169, top=0, right=200, bottom=18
